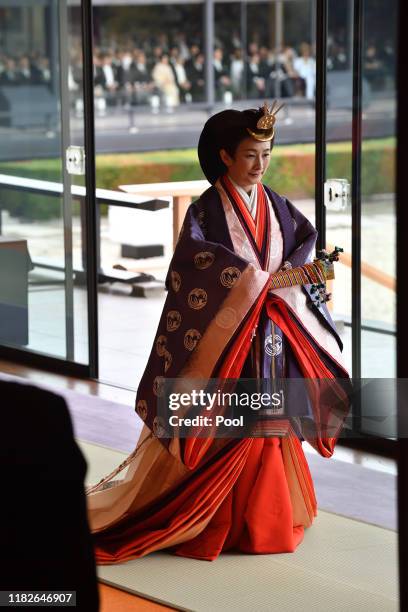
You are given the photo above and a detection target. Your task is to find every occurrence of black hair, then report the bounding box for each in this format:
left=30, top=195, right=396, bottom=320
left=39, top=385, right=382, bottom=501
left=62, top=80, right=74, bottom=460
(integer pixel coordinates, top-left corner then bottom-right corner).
left=221, top=108, right=275, bottom=159
left=198, top=107, right=275, bottom=183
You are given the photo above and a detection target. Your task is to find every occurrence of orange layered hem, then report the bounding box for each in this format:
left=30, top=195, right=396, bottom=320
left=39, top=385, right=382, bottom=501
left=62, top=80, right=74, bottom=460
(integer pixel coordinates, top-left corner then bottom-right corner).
left=93, top=293, right=321, bottom=564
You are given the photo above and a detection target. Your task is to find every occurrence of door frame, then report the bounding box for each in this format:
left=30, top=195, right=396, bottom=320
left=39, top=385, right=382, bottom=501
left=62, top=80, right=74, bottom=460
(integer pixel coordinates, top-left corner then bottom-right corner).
left=397, top=0, right=408, bottom=608
left=314, top=0, right=399, bottom=457
left=81, top=0, right=99, bottom=379
left=0, top=0, right=98, bottom=379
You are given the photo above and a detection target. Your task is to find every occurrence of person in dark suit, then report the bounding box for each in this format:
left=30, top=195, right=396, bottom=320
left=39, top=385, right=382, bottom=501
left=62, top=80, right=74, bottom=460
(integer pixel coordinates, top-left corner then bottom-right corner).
left=130, top=51, right=157, bottom=105
left=0, top=379, right=99, bottom=611
left=0, top=57, right=19, bottom=85
left=185, top=52, right=205, bottom=101
left=31, top=56, right=52, bottom=86
left=213, top=47, right=232, bottom=101
left=246, top=53, right=266, bottom=98
left=93, top=53, right=106, bottom=89
left=16, top=56, right=33, bottom=85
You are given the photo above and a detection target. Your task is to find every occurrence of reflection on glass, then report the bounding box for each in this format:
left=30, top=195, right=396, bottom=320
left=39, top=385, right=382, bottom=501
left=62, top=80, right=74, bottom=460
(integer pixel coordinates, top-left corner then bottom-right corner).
left=325, top=143, right=352, bottom=375
left=361, top=0, right=397, bottom=378
left=91, top=1, right=320, bottom=386
left=325, top=1, right=354, bottom=376
left=0, top=1, right=88, bottom=364
left=98, top=204, right=169, bottom=388
left=325, top=0, right=397, bottom=396
left=66, top=5, right=89, bottom=365
left=89, top=1, right=318, bottom=114
left=91, top=4, right=203, bottom=113
left=325, top=0, right=397, bottom=378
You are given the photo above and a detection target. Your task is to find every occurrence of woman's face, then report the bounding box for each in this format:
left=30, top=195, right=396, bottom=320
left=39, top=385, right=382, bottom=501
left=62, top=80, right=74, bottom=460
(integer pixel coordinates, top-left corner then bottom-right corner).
left=220, top=137, right=272, bottom=191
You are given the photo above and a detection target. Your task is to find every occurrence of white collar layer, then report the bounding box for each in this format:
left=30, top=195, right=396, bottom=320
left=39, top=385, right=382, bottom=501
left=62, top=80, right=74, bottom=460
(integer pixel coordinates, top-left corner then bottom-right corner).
left=228, top=175, right=257, bottom=219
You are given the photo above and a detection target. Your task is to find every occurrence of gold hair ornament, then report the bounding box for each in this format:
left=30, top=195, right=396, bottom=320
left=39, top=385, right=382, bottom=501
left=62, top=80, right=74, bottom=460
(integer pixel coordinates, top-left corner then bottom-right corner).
left=246, top=100, right=285, bottom=141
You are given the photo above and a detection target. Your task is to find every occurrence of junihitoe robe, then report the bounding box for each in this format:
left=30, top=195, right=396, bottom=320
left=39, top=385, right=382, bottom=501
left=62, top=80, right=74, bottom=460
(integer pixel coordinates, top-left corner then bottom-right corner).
left=86, top=177, right=350, bottom=563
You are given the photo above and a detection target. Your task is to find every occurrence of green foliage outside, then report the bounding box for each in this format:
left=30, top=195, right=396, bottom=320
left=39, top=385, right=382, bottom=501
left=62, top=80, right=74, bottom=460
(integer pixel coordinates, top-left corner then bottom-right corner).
left=0, top=139, right=395, bottom=220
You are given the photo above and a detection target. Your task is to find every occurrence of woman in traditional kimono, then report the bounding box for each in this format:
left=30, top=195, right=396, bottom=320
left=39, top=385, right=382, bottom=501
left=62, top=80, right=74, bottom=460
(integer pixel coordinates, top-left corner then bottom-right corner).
left=86, top=103, right=350, bottom=563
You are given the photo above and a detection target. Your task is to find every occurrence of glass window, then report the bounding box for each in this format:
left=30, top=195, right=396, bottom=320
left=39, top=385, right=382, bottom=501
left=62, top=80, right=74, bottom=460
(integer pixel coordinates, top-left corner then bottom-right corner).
left=361, top=0, right=397, bottom=378
left=0, top=1, right=89, bottom=365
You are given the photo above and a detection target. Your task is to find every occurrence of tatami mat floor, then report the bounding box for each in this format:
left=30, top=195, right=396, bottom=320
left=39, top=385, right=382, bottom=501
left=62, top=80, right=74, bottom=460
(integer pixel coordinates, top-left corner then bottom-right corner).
left=80, top=440, right=398, bottom=612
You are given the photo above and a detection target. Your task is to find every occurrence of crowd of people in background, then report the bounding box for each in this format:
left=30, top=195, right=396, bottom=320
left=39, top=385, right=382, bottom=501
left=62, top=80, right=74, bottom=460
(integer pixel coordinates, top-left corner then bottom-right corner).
left=87, top=37, right=323, bottom=111
left=0, top=31, right=395, bottom=114
left=0, top=54, right=51, bottom=86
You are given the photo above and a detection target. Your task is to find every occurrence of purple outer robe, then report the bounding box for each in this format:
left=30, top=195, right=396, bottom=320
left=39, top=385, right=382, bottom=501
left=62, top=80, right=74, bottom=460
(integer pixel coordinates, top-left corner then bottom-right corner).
left=135, top=184, right=348, bottom=451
